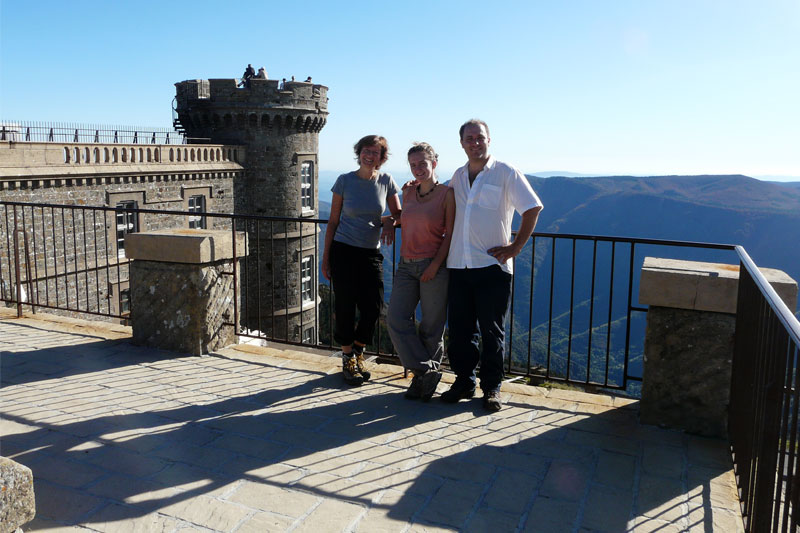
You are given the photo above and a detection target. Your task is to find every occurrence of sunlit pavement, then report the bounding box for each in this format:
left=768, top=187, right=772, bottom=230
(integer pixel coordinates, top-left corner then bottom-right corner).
left=0, top=309, right=743, bottom=532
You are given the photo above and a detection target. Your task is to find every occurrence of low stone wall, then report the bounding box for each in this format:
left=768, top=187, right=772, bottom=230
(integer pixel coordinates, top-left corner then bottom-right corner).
left=126, top=229, right=247, bottom=355
left=0, top=456, right=35, bottom=532
left=639, top=257, right=798, bottom=437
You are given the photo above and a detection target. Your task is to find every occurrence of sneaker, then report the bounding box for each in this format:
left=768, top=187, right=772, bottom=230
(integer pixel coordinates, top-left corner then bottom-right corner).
left=355, top=353, right=371, bottom=382
left=440, top=380, right=476, bottom=403
left=342, top=352, right=364, bottom=386
left=404, top=374, right=423, bottom=400
left=483, top=390, right=503, bottom=412
left=419, top=371, right=442, bottom=402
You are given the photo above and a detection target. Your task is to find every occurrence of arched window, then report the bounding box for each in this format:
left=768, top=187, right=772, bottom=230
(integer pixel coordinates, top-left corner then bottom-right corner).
left=121, top=148, right=127, bottom=162
left=169, top=148, right=174, bottom=162
left=190, top=149, right=195, bottom=162
left=83, top=147, right=90, bottom=163
left=147, top=148, right=152, bottom=162
left=63, top=147, right=70, bottom=163
left=112, top=148, right=118, bottom=163
left=74, top=147, right=80, bottom=163
left=203, top=149, right=208, bottom=161
left=153, top=149, right=159, bottom=162
left=176, top=149, right=181, bottom=162
left=216, top=149, right=221, bottom=160
left=94, top=148, right=100, bottom=163
left=209, top=149, right=214, bottom=162
left=138, top=148, right=143, bottom=162
left=104, top=147, right=110, bottom=162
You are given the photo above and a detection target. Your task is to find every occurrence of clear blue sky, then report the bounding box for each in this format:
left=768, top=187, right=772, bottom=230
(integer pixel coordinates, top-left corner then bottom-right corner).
left=2, top=0, right=798, bottom=181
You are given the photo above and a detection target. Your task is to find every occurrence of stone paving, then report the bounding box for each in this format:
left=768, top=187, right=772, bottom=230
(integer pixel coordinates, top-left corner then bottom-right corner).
left=0, top=310, right=744, bottom=532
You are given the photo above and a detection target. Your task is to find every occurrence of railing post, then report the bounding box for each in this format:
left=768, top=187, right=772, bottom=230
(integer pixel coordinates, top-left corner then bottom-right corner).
left=12, top=207, right=22, bottom=318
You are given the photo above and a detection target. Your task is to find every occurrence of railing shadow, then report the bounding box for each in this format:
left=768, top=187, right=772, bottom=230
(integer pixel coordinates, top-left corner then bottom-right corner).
left=1, top=334, right=739, bottom=531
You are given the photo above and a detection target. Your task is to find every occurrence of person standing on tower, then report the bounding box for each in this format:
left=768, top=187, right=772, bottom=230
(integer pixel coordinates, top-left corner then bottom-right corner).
left=256, top=67, right=267, bottom=79
left=440, top=119, right=543, bottom=412
left=239, top=64, right=255, bottom=87
left=322, top=135, right=401, bottom=386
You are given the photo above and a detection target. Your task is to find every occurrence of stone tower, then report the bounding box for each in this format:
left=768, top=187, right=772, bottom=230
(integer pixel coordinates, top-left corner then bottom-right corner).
left=173, top=78, right=328, bottom=343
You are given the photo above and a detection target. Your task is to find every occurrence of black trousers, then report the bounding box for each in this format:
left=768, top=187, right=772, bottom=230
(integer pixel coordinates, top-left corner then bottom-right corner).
left=330, top=240, right=384, bottom=347
left=447, top=265, right=512, bottom=393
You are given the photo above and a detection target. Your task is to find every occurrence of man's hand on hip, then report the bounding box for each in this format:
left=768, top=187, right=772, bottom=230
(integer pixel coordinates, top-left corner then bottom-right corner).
left=487, top=242, right=522, bottom=265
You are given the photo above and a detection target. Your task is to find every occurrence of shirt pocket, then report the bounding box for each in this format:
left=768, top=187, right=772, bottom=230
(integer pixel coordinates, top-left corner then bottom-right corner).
left=478, top=184, right=502, bottom=210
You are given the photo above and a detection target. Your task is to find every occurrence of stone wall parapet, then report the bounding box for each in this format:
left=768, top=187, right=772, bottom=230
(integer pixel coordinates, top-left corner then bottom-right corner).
left=639, top=256, right=798, bottom=437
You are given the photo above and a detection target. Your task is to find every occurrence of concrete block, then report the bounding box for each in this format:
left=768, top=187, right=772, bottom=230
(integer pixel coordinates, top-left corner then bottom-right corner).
left=125, top=229, right=247, bottom=264
left=639, top=257, right=797, bottom=314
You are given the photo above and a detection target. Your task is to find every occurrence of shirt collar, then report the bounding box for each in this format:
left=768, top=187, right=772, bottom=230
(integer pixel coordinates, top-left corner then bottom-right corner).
left=459, top=155, right=496, bottom=177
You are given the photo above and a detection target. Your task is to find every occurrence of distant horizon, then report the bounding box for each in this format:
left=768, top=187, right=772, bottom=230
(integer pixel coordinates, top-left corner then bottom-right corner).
left=319, top=169, right=800, bottom=185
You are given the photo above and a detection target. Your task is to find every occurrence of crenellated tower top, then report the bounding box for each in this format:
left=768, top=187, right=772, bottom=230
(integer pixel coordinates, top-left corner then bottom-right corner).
left=174, top=78, right=328, bottom=144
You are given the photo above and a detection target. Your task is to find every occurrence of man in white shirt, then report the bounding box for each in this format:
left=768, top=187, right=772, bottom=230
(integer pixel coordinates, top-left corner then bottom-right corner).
left=441, top=119, right=543, bottom=411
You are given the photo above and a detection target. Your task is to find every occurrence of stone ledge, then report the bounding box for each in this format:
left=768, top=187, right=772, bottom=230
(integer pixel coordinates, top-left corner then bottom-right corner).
left=125, top=229, right=248, bottom=264
left=639, top=257, right=797, bottom=314
left=0, top=456, right=35, bottom=532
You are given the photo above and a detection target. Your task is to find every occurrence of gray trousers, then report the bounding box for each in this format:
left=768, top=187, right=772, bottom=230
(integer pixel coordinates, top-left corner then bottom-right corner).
left=387, top=258, right=449, bottom=373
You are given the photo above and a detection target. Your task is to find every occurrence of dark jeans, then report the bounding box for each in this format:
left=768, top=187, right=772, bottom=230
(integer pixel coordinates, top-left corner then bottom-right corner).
left=330, top=240, right=384, bottom=347
left=447, top=265, right=512, bottom=393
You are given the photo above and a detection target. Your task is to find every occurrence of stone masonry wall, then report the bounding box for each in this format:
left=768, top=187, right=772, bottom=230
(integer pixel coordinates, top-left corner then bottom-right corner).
left=1, top=142, right=238, bottom=323
left=640, top=306, right=735, bottom=437
left=130, top=259, right=238, bottom=355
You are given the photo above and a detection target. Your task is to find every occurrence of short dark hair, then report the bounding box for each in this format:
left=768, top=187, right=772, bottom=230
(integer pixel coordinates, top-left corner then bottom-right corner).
left=459, top=119, right=490, bottom=141
left=354, top=135, right=389, bottom=168
left=407, top=142, right=438, bottom=163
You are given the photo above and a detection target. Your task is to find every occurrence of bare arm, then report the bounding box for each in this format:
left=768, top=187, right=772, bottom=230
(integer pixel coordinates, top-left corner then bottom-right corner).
left=421, top=188, right=456, bottom=282
left=487, top=205, right=542, bottom=265
left=322, top=193, right=343, bottom=281
left=380, top=193, right=402, bottom=246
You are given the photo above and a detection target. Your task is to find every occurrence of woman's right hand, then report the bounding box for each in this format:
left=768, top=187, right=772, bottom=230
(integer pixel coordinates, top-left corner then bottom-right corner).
left=322, top=256, right=331, bottom=281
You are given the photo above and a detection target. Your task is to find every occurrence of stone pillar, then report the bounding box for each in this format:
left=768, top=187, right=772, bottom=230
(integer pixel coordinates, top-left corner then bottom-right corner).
left=0, top=456, right=35, bottom=532
left=125, top=229, right=247, bottom=355
left=639, top=257, right=797, bottom=437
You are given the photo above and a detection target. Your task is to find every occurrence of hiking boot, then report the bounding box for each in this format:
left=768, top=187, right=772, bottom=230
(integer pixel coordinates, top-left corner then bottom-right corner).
left=440, top=380, right=476, bottom=403
left=404, top=374, right=423, bottom=400
left=483, top=390, right=503, bottom=412
left=341, top=352, right=364, bottom=386
left=419, top=371, right=442, bottom=402
left=355, top=353, right=371, bottom=382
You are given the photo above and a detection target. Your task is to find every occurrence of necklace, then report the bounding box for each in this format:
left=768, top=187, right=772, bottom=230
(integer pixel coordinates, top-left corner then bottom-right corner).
left=417, top=182, right=438, bottom=198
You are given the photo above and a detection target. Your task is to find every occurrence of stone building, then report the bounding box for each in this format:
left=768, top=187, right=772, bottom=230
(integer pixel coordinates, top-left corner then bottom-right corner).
left=173, top=78, right=328, bottom=342
left=0, top=77, right=328, bottom=344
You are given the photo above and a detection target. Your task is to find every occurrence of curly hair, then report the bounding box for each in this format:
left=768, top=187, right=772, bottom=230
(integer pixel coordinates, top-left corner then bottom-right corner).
left=354, top=135, right=389, bottom=168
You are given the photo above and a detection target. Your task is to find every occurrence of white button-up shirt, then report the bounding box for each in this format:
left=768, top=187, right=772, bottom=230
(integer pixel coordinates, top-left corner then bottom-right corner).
left=446, top=156, right=543, bottom=275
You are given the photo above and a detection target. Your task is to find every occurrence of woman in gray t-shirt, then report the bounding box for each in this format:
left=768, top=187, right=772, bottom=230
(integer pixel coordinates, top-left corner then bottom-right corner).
left=321, top=135, right=400, bottom=386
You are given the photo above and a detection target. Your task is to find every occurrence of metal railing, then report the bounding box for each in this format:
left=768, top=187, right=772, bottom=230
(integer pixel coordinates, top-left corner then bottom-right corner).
left=730, top=246, right=800, bottom=533
left=0, top=120, right=187, bottom=145
left=0, top=200, right=740, bottom=396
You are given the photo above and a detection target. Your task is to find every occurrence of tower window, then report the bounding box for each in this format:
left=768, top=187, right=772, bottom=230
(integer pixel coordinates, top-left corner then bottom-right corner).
left=302, top=326, right=315, bottom=345
left=116, top=200, right=139, bottom=258
left=301, top=254, right=314, bottom=303
left=188, top=195, right=206, bottom=229
left=301, top=161, right=314, bottom=213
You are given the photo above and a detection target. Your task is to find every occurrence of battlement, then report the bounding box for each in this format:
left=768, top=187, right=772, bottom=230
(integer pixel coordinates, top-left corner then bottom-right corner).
left=175, top=79, right=328, bottom=112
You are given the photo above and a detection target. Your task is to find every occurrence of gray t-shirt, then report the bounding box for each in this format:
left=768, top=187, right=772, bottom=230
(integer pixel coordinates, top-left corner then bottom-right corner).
left=331, top=171, right=399, bottom=249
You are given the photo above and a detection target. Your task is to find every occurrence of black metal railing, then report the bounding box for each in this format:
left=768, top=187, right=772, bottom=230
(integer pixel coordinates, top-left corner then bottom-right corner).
left=730, top=246, right=800, bottom=533
left=0, top=120, right=187, bottom=145
left=0, top=200, right=740, bottom=396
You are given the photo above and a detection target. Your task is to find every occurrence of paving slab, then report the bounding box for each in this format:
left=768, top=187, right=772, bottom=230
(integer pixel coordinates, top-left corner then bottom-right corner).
left=0, top=310, right=745, bottom=532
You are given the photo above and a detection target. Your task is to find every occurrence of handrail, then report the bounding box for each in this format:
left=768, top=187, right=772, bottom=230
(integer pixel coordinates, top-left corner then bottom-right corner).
left=736, top=244, right=800, bottom=345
